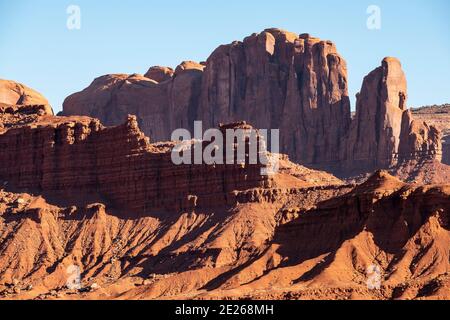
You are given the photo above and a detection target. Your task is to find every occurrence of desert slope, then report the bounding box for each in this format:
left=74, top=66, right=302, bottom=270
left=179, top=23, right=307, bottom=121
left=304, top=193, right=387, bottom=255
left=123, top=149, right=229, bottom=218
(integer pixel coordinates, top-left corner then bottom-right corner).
left=0, top=171, right=448, bottom=300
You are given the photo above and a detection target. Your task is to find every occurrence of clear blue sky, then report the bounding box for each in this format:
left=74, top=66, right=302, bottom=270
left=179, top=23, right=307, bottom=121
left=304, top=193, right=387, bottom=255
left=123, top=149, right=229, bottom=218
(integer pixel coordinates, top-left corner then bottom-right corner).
left=1, top=0, right=449, bottom=113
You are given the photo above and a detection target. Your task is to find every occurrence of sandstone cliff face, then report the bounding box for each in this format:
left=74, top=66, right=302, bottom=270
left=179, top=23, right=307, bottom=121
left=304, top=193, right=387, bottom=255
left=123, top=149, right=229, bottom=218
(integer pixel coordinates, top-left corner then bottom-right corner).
left=0, top=79, right=50, bottom=107
left=342, top=58, right=442, bottom=173
left=62, top=30, right=442, bottom=175
left=342, top=58, right=407, bottom=170
left=63, top=29, right=351, bottom=168
left=1, top=88, right=346, bottom=217
left=199, top=30, right=351, bottom=167
left=412, top=104, right=450, bottom=165
left=63, top=63, right=204, bottom=142
left=0, top=114, right=271, bottom=214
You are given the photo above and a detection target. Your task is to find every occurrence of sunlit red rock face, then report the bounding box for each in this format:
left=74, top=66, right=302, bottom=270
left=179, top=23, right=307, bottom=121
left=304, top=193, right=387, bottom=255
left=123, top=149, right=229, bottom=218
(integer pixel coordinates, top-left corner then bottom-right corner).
left=413, top=104, right=450, bottom=165
left=0, top=114, right=276, bottom=215
left=62, top=29, right=442, bottom=176
left=63, top=29, right=352, bottom=170
left=63, top=64, right=205, bottom=142
left=341, top=58, right=442, bottom=173
left=0, top=79, right=50, bottom=107
left=1, top=169, right=448, bottom=300
left=0, top=80, right=449, bottom=300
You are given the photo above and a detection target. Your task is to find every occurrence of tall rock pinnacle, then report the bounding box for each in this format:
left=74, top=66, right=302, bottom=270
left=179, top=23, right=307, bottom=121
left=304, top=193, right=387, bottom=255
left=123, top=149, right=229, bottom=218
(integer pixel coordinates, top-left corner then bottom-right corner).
left=342, top=57, right=441, bottom=172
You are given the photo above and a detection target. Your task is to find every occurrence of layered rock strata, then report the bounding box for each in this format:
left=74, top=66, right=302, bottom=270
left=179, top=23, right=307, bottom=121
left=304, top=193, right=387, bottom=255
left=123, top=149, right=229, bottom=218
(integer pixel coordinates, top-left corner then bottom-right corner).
left=0, top=114, right=271, bottom=214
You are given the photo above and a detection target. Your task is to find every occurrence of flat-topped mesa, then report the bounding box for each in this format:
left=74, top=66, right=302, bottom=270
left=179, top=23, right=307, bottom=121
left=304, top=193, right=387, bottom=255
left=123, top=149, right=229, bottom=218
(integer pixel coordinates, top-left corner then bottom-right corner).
left=0, top=110, right=272, bottom=215
left=341, top=57, right=442, bottom=173
left=62, top=28, right=351, bottom=168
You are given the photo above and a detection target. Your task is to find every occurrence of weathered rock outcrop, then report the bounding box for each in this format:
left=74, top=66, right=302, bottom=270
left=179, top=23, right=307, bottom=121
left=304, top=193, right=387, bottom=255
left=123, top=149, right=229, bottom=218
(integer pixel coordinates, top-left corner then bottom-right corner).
left=0, top=79, right=50, bottom=107
left=63, top=62, right=204, bottom=142
left=399, top=110, right=442, bottom=162
left=341, top=58, right=442, bottom=173
left=412, top=104, right=450, bottom=165
left=0, top=113, right=271, bottom=214
left=62, top=30, right=442, bottom=175
left=63, top=29, right=351, bottom=168
left=0, top=80, right=54, bottom=133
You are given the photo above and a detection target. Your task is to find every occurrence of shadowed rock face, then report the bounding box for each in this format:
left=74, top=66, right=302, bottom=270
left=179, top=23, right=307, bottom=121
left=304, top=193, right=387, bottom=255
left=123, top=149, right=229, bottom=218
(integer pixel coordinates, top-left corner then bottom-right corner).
left=62, top=29, right=441, bottom=176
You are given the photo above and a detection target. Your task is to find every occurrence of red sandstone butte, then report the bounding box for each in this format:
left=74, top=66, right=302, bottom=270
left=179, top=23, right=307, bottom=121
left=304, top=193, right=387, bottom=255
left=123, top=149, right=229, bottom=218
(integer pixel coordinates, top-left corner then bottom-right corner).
left=62, top=29, right=352, bottom=170
left=61, top=30, right=443, bottom=177
left=341, top=58, right=442, bottom=173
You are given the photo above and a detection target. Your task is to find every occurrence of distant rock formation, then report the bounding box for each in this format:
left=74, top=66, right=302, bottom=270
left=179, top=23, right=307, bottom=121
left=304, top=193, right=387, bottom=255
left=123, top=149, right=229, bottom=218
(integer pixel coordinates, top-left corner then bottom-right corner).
left=0, top=79, right=53, bottom=131
left=0, top=113, right=272, bottom=214
left=0, top=79, right=50, bottom=107
left=412, top=104, right=450, bottom=165
left=61, top=29, right=442, bottom=175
